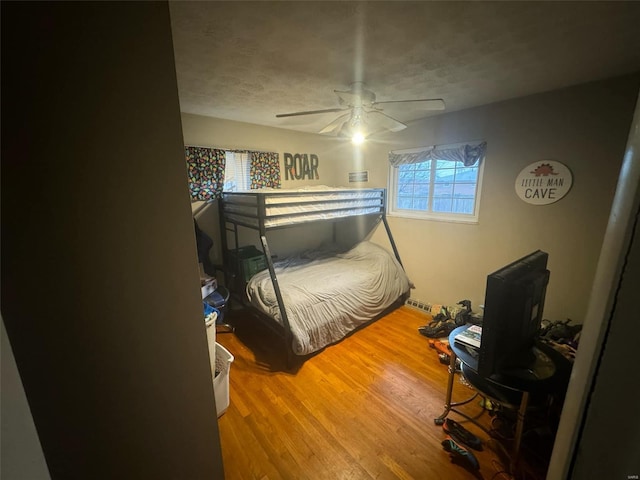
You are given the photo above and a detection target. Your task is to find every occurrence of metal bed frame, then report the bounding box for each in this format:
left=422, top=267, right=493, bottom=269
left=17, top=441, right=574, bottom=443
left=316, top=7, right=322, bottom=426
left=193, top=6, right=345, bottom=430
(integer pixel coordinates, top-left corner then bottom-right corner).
left=218, top=188, right=406, bottom=367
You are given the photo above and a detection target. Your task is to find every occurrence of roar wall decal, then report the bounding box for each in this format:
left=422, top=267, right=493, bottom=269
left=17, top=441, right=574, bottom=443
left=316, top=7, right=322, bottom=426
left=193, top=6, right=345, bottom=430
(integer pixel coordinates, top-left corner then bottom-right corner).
left=284, top=153, right=320, bottom=181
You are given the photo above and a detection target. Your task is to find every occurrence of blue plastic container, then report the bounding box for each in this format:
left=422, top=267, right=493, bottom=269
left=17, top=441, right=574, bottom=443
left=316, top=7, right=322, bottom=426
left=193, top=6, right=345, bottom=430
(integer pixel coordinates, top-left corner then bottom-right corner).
left=204, top=286, right=230, bottom=325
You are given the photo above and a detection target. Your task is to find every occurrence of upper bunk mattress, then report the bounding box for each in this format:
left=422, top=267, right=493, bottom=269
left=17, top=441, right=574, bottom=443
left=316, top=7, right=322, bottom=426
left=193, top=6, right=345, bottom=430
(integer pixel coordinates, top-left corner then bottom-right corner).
left=245, top=241, right=412, bottom=355
left=222, top=186, right=385, bottom=228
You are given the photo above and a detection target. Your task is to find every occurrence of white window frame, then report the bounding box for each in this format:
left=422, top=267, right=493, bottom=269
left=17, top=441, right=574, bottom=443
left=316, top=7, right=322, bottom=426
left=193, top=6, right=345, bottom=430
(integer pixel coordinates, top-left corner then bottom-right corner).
left=387, top=146, right=484, bottom=224
left=223, top=151, right=250, bottom=192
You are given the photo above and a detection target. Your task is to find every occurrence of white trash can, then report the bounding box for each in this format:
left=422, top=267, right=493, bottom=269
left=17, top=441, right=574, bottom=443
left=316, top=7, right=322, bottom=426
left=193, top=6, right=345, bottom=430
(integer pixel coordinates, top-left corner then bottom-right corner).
left=213, top=342, right=234, bottom=417
left=204, top=311, right=217, bottom=374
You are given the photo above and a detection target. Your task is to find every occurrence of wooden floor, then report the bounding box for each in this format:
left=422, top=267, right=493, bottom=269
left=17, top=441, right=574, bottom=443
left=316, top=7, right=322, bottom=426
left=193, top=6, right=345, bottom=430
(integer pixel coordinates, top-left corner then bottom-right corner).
left=215, top=306, right=548, bottom=480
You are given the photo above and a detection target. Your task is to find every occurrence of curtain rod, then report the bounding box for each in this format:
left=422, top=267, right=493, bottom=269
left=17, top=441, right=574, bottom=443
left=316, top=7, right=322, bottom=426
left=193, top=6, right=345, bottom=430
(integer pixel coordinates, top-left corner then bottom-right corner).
left=390, top=139, right=485, bottom=155
left=185, top=144, right=275, bottom=154
left=185, top=144, right=217, bottom=149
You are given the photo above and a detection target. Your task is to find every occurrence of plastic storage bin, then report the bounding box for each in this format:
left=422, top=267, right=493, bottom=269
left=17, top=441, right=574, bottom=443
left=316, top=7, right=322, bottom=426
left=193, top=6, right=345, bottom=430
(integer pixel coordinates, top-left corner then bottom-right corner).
left=204, top=286, right=230, bottom=325
left=213, top=342, right=234, bottom=417
left=229, top=245, right=267, bottom=282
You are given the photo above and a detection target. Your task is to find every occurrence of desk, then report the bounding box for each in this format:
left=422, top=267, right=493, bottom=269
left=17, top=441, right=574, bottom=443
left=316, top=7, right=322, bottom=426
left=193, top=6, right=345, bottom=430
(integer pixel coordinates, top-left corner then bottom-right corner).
left=434, top=325, right=570, bottom=474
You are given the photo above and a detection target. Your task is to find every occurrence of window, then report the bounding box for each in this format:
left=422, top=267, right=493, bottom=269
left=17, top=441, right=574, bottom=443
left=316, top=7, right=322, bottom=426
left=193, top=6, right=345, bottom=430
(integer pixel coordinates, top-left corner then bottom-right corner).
left=185, top=147, right=280, bottom=199
left=223, top=151, right=250, bottom=191
left=388, top=142, right=485, bottom=223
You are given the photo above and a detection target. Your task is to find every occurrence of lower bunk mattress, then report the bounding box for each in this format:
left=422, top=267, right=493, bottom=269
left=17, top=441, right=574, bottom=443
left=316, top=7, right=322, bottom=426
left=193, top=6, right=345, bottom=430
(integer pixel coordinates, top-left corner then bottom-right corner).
left=245, top=241, right=412, bottom=355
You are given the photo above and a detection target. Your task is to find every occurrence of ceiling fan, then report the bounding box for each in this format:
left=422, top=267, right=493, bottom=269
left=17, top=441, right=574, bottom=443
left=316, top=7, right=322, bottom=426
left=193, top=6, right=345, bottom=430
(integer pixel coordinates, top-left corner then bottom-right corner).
left=275, top=82, right=445, bottom=141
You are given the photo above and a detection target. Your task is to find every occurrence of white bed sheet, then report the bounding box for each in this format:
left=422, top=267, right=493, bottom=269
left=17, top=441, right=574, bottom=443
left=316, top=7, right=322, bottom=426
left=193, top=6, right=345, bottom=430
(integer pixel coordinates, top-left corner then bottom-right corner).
left=246, top=241, right=411, bottom=355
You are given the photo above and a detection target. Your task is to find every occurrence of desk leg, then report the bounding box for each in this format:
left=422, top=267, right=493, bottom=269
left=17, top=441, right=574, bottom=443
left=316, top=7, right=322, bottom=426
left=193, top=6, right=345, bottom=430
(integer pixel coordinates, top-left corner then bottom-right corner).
left=511, top=390, right=529, bottom=474
left=434, top=350, right=458, bottom=425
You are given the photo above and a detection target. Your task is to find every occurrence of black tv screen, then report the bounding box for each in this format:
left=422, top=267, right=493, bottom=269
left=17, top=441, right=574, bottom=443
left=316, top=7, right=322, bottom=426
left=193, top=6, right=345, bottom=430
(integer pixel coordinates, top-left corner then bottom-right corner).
left=478, top=250, right=550, bottom=378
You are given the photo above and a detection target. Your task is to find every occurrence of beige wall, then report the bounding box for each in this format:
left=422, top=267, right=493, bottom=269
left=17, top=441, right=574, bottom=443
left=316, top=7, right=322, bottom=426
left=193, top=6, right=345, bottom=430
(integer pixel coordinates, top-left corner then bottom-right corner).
left=181, top=114, right=358, bottom=188
left=368, top=74, right=638, bottom=323
left=182, top=74, right=638, bottom=324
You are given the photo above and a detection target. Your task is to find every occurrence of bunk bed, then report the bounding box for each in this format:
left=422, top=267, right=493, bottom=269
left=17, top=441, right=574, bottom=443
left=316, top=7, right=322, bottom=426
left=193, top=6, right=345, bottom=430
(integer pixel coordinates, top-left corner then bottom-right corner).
left=218, top=186, right=411, bottom=364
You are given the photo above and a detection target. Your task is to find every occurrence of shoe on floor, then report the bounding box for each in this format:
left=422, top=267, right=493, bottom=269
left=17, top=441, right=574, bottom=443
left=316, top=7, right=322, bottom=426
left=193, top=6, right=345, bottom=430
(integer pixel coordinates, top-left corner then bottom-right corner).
left=443, top=418, right=483, bottom=451
left=418, top=320, right=456, bottom=338
left=441, top=437, right=480, bottom=471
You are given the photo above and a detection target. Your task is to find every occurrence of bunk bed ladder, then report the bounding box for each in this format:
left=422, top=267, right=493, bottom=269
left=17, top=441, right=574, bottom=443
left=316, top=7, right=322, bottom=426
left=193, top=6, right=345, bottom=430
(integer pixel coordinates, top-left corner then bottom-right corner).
left=259, top=234, right=295, bottom=368
left=256, top=194, right=295, bottom=368
left=382, top=213, right=404, bottom=268
left=257, top=191, right=293, bottom=368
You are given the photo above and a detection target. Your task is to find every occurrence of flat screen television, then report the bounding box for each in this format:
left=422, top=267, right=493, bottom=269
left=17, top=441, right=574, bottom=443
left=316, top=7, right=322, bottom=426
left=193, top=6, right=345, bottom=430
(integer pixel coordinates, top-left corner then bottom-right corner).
left=477, top=250, right=550, bottom=378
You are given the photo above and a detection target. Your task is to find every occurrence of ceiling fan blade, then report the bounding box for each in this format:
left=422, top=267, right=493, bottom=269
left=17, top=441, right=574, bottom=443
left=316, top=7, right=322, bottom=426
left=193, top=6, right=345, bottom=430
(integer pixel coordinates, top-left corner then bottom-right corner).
left=276, top=108, right=348, bottom=118
left=319, top=113, right=351, bottom=135
left=367, top=111, right=407, bottom=133
left=373, top=98, right=446, bottom=110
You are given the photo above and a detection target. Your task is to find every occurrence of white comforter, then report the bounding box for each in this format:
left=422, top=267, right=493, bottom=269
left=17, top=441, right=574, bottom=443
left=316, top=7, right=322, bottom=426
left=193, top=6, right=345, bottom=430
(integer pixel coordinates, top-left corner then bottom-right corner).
left=246, top=241, right=412, bottom=355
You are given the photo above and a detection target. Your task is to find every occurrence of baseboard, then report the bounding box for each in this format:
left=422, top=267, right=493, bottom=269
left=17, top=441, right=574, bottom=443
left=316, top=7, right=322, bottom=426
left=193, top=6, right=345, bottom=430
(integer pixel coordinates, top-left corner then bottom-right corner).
left=405, top=298, right=432, bottom=313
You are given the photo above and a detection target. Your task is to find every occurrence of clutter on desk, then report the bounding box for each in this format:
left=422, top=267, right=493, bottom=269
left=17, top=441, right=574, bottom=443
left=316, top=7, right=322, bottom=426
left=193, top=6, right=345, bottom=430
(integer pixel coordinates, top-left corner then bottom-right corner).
left=539, top=318, right=582, bottom=362
left=453, top=324, right=482, bottom=349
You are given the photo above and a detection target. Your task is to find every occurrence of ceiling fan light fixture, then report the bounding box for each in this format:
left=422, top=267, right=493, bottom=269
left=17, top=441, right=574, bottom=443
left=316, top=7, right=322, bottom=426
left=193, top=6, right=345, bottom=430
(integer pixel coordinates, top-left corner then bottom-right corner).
left=347, top=112, right=367, bottom=144
left=351, top=131, right=365, bottom=145
left=276, top=83, right=445, bottom=139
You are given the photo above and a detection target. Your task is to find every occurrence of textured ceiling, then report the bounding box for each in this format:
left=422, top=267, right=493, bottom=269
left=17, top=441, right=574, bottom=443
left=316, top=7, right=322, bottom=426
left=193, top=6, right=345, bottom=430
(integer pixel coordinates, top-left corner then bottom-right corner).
left=169, top=1, right=640, bottom=135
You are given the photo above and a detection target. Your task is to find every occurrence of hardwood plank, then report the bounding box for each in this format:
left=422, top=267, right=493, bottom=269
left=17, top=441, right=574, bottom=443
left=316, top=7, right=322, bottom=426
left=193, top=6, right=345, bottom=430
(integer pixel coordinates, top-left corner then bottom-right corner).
left=216, top=306, right=547, bottom=480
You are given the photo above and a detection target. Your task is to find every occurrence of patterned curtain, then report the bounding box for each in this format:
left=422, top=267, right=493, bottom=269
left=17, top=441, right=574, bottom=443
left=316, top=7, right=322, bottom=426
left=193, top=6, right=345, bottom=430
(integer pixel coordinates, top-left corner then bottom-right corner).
left=389, top=141, right=487, bottom=167
left=249, top=151, right=281, bottom=189
left=185, top=146, right=226, bottom=200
